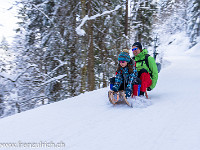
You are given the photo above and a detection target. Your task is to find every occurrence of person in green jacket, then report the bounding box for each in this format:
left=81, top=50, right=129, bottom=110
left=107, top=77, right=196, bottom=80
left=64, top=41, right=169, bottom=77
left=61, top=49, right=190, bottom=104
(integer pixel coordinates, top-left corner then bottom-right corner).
left=132, top=42, right=158, bottom=96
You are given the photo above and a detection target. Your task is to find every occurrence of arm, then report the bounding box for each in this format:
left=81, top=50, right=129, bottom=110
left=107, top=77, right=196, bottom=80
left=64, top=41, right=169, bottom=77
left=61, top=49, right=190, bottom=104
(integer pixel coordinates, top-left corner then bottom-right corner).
left=112, top=70, right=123, bottom=91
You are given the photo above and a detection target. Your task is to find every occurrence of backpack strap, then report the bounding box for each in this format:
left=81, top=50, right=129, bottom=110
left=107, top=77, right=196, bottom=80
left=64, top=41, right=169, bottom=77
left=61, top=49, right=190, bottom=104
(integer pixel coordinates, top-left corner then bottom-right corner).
left=135, top=54, right=150, bottom=67
left=135, top=54, right=151, bottom=74
left=144, top=54, right=150, bottom=69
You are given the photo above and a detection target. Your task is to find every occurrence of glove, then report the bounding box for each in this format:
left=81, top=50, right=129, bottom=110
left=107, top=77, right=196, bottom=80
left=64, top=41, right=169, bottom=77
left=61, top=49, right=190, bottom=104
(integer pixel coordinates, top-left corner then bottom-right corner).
left=111, top=86, right=118, bottom=92
left=125, top=88, right=132, bottom=98
left=147, top=87, right=152, bottom=91
left=134, top=77, right=141, bottom=85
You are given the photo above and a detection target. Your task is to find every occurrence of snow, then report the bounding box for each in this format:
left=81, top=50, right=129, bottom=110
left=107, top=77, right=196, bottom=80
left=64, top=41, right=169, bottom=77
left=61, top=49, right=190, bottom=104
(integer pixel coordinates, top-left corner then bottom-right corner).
left=0, top=32, right=200, bottom=150
left=76, top=5, right=121, bottom=36
left=186, top=40, right=200, bottom=56
left=42, top=74, right=67, bottom=85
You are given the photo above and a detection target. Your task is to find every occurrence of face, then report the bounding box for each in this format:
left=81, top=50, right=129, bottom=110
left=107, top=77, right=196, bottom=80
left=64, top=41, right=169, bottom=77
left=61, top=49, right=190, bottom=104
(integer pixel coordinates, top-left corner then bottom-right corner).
left=132, top=46, right=141, bottom=56
left=119, top=61, right=128, bottom=68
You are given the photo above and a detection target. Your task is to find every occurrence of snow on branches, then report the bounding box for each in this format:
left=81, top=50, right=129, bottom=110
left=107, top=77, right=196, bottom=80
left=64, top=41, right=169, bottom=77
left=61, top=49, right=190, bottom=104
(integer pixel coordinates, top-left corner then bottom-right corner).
left=76, top=5, right=121, bottom=36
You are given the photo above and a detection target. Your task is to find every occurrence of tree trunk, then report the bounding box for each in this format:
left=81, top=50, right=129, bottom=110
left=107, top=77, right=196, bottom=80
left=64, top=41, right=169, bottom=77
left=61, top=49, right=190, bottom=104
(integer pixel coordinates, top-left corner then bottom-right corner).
left=69, top=1, right=78, bottom=96
left=87, top=0, right=95, bottom=91
left=125, top=0, right=129, bottom=36
left=80, top=0, right=87, bottom=93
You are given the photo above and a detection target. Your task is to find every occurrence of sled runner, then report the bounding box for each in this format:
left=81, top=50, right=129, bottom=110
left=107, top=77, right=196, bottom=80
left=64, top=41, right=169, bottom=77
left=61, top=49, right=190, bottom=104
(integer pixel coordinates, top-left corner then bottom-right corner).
left=145, top=91, right=149, bottom=99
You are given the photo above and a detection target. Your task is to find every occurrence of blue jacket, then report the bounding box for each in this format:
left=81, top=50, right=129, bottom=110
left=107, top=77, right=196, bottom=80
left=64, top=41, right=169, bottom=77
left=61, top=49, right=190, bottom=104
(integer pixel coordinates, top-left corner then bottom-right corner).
left=113, top=66, right=137, bottom=91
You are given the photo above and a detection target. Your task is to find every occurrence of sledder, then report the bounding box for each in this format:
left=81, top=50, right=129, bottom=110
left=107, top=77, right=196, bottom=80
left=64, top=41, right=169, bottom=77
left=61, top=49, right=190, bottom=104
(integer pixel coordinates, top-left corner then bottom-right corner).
left=131, top=42, right=158, bottom=97
left=108, top=49, right=141, bottom=107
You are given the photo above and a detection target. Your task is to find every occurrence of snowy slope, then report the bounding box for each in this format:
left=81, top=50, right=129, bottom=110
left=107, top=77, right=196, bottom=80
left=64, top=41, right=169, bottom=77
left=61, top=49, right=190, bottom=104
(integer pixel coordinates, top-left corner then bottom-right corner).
left=0, top=33, right=200, bottom=150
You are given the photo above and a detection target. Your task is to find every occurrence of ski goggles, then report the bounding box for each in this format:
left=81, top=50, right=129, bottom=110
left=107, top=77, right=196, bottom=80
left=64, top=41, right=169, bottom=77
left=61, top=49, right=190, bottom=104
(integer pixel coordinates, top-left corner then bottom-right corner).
left=132, top=47, right=138, bottom=51
left=119, top=61, right=126, bottom=63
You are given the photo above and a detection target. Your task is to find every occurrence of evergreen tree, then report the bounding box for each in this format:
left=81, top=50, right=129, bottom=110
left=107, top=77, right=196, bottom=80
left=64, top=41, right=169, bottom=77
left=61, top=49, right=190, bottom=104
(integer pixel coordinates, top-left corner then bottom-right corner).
left=13, top=0, right=52, bottom=105
left=187, top=0, right=200, bottom=47
left=9, top=0, right=128, bottom=116
left=130, top=0, right=157, bottom=48
left=157, top=0, right=187, bottom=34
left=93, top=0, right=127, bottom=88
left=15, top=0, right=81, bottom=102
left=79, top=0, right=127, bottom=91
left=0, top=37, right=17, bottom=117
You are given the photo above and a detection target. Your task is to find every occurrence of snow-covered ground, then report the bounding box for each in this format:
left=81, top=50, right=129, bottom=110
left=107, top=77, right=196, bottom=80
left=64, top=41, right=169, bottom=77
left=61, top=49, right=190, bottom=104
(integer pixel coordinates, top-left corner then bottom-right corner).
left=0, top=32, right=200, bottom=150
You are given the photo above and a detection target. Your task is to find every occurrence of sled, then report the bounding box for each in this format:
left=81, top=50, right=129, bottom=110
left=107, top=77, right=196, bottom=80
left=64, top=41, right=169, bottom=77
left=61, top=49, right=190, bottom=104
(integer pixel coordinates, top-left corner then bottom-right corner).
left=108, top=89, right=149, bottom=107
left=108, top=90, right=132, bottom=107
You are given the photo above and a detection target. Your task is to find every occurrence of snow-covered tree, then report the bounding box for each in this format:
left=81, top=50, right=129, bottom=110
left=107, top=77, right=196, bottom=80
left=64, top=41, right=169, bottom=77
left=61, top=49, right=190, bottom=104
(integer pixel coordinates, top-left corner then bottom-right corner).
left=78, top=0, right=128, bottom=91
left=157, top=0, right=187, bottom=34
left=5, top=0, right=129, bottom=117
left=0, top=37, right=17, bottom=117
left=130, top=0, right=157, bottom=48
left=94, top=0, right=128, bottom=88
left=187, top=0, right=200, bottom=47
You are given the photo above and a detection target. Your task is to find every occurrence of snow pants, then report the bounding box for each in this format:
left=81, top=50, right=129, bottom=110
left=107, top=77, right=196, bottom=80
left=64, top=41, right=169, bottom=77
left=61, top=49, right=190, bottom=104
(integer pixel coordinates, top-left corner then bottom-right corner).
left=137, top=69, right=152, bottom=93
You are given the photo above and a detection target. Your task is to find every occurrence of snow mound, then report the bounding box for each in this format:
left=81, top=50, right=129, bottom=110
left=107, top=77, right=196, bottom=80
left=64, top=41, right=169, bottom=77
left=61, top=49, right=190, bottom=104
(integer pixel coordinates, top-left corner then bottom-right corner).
left=131, top=96, right=153, bottom=108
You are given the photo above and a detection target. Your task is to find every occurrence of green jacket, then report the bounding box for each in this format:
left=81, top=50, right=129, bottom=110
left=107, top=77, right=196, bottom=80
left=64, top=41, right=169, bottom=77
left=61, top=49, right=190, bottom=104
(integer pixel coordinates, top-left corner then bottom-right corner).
left=134, top=49, right=158, bottom=90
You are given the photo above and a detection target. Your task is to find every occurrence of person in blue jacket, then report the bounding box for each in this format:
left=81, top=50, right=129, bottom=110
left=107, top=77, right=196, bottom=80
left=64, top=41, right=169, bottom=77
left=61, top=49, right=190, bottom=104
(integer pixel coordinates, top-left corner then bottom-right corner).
left=111, top=50, right=138, bottom=98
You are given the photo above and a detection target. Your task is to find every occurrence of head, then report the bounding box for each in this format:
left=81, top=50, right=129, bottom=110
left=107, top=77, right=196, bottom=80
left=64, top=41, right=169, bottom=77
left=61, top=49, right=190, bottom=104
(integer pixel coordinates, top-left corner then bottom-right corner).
left=118, top=50, right=130, bottom=68
left=119, top=61, right=128, bottom=68
left=132, top=42, right=142, bottom=56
